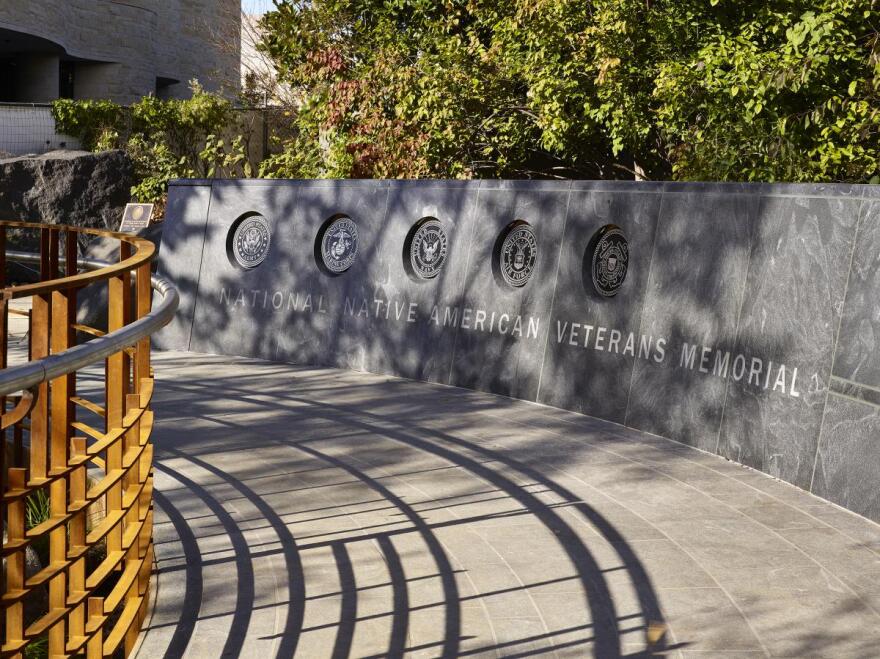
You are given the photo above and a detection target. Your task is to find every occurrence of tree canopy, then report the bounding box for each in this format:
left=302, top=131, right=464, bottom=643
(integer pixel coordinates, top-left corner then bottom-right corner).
left=258, top=0, right=880, bottom=182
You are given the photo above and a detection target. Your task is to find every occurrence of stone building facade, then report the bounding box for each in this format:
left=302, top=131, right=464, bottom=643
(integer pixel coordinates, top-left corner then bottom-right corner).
left=0, top=1, right=240, bottom=103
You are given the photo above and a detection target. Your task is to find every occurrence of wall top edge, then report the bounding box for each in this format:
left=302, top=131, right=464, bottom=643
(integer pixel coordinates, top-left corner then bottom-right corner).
left=168, top=178, right=880, bottom=199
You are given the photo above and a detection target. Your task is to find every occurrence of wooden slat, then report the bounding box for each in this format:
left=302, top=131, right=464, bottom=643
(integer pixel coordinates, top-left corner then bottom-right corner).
left=71, top=396, right=105, bottom=418
left=72, top=323, right=105, bottom=338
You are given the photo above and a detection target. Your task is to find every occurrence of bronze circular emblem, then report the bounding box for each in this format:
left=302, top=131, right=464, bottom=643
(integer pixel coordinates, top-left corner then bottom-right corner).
left=589, top=224, right=629, bottom=297
left=229, top=214, right=271, bottom=269
left=408, top=218, right=448, bottom=280
left=499, top=223, right=537, bottom=288
left=318, top=216, right=358, bottom=274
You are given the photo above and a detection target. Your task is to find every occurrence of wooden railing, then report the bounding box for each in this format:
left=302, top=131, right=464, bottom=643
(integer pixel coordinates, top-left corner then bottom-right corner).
left=0, top=222, right=178, bottom=658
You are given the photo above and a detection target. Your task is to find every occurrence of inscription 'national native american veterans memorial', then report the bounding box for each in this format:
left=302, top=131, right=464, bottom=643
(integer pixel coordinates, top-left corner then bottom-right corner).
left=157, top=179, right=880, bottom=523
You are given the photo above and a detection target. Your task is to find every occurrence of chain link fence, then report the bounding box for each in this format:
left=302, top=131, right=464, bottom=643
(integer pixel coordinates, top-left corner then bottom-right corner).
left=0, top=103, right=291, bottom=169
left=0, top=103, right=82, bottom=157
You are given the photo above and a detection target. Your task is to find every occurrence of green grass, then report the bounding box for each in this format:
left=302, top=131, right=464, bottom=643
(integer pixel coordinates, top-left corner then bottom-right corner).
left=24, top=487, right=51, bottom=568
left=22, top=634, right=47, bottom=659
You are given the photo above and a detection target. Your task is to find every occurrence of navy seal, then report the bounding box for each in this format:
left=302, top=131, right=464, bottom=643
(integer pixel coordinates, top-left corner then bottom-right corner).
left=408, top=218, right=448, bottom=279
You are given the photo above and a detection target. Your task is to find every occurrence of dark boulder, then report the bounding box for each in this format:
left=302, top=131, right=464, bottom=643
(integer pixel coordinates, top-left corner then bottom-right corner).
left=0, top=149, right=135, bottom=253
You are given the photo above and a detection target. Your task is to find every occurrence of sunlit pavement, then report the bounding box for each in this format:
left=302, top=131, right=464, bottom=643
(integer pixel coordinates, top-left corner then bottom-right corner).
left=134, top=352, right=880, bottom=658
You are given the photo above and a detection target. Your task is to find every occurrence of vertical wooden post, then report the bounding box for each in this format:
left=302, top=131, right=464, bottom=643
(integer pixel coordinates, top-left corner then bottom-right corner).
left=48, top=226, right=59, bottom=280
left=30, top=293, right=50, bottom=482
left=48, top=257, right=73, bottom=656
left=30, top=227, right=52, bottom=482
left=86, top=598, right=104, bottom=659
left=124, top=393, right=140, bottom=581
left=121, top=243, right=132, bottom=393
left=105, top=242, right=131, bottom=558
left=135, top=261, right=151, bottom=395
left=69, top=437, right=88, bottom=644
left=5, top=468, right=27, bottom=653
left=66, top=229, right=78, bottom=429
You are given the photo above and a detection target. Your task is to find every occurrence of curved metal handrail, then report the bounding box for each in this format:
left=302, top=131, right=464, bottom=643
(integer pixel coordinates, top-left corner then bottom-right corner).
left=0, top=251, right=178, bottom=397
left=0, top=220, right=155, bottom=298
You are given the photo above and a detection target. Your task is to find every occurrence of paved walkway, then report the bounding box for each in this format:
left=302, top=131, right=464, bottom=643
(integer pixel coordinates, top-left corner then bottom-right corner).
left=135, top=352, right=880, bottom=658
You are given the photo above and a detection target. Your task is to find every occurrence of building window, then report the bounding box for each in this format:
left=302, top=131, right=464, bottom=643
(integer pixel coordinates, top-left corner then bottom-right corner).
left=59, top=61, right=75, bottom=99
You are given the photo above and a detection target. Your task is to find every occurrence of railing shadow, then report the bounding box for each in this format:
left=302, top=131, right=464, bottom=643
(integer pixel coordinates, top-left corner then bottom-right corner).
left=137, top=358, right=696, bottom=658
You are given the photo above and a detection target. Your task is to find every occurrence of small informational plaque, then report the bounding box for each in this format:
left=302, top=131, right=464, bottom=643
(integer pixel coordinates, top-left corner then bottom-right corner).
left=119, top=203, right=154, bottom=233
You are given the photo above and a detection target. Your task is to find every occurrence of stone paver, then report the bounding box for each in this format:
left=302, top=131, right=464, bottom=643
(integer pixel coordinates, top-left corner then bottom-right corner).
left=134, top=351, right=880, bottom=658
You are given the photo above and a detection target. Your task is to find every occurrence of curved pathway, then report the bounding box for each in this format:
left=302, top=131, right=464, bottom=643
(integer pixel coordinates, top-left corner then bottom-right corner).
left=136, top=352, right=880, bottom=658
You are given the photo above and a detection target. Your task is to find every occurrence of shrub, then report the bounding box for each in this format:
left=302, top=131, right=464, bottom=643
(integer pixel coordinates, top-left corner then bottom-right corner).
left=52, top=82, right=252, bottom=207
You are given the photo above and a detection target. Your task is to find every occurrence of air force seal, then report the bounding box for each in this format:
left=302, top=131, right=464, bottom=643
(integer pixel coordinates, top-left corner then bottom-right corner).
left=499, top=223, right=537, bottom=287
left=589, top=224, right=628, bottom=297
left=408, top=218, right=448, bottom=279
left=229, top=214, right=271, bottom=269
left=319, top=216, right=358, bottom=274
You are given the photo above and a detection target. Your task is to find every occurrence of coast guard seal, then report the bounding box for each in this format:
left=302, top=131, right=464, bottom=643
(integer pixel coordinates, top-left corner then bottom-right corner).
left=229, top=214, right=271, bottom=269
left=408, top=218, right=448, bottom=279
left=318, top=216, right=358, bottom=274
left=589, top=224, right=628, bottom=297
left=499, top=223, right=537, bottom=287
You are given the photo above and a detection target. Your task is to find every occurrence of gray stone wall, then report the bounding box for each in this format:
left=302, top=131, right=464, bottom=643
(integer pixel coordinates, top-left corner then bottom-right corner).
left=0, top=0, right=239, bottom=103
left=156, top=179, right=880, bottom=523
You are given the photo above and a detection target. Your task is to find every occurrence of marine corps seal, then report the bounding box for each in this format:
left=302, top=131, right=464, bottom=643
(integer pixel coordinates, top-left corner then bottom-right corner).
left=318, top=216, right=359, bottom=274
left=499, top=223, right=537, bottom=288
left=408, top=218, right=448, bottom=279
left=589, top=224, right=628, bottom=297
left=229, top=214, right=271, bottom=269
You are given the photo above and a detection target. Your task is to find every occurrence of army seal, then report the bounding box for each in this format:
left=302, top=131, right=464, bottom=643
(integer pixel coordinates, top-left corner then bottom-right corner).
left=499, top=223, right=537, bottom=287
left=229, top=214, right=271, bottom=269
left=408, top=218, right=448, bottom=279
left=318, top=216, right=359, bottom=274
left=589, top=224, right=628, bottom=297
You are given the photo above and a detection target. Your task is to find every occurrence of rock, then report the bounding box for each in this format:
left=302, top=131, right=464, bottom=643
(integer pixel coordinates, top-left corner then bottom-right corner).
left=0, top=149, right=135, bottom=253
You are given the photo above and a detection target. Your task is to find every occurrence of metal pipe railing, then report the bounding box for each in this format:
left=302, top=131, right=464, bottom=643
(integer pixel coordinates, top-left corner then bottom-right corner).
left=0, top=251, right=178, bottom=397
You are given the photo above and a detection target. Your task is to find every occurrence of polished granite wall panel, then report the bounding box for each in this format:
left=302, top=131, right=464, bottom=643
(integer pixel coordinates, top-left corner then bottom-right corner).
left=187, top=181, right=305, bottom=361
left=833, top=199, right=879, bottom=389
left=156, top=180, right=879, bottom=522
left=154, top=183, right=211, bottom=352
left=537, top=188, right=661, bottom=423
left=625, top=192, right=754, bottom=452
left=346, top=181, right=479, bottom=383
left=811, top=394, right=880, bottom=522
left=717, top=196, right=861, bottom=489
left=261, top=180, right=391, bottom=371
left=448, top=182, right=571, bottom=401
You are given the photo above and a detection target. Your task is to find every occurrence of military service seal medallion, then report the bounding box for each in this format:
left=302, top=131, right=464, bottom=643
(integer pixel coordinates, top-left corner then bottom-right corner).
left=229, top=214, right=271, bottom=269
left=589, top=224, right=628, bottom=297
left=318, top=216, right=359, bottom=274
left=499, top=222, right=537, bottom=288
left=408, top=218, right=448, bottom=279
